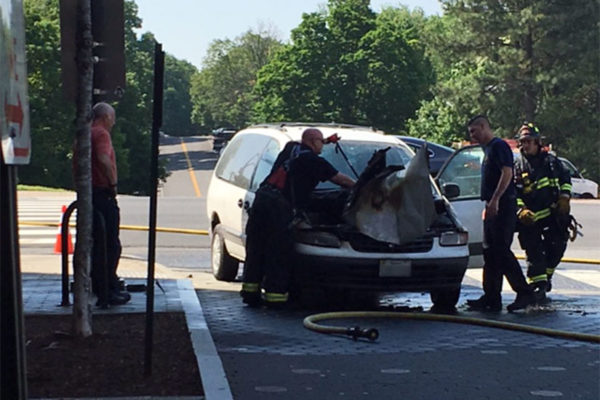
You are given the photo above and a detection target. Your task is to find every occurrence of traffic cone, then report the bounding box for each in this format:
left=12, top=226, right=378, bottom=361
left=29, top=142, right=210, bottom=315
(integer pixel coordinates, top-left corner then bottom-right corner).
left=54, top=205, right=74, bottom=254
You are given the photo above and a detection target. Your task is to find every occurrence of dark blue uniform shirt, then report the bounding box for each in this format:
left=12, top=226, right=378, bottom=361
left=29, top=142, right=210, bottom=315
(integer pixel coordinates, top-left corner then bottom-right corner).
left=285, top=144, right=338, bottom=209
left=481, top=137, right=515, bottom=201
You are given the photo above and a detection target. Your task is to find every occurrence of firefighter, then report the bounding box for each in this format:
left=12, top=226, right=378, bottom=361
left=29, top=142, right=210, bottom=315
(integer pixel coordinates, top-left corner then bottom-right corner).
left=514, top=122, right=572, bottom=303
left=240, top=128, right=355, bottom=308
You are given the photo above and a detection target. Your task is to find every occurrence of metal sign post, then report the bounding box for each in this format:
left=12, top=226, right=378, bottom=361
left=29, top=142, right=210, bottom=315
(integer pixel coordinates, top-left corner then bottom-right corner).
left=144, top=41, right=164, bottom=376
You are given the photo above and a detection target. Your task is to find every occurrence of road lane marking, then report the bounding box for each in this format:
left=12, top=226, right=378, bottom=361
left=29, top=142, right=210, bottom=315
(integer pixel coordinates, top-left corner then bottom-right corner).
left=180, top=137, right=202, bottom=198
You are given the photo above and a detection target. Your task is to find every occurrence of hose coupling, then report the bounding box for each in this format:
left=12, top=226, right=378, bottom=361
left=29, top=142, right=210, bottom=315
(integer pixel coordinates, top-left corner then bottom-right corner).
left=346, top=326, right=379, bottom=341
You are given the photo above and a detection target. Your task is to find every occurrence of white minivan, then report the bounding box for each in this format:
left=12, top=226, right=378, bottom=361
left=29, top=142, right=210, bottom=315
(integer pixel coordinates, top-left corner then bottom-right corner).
left=206, top=123, right=469, bottom=309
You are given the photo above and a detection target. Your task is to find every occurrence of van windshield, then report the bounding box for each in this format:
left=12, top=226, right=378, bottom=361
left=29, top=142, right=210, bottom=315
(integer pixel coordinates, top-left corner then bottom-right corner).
left=317, top=141, right=413, bottom=190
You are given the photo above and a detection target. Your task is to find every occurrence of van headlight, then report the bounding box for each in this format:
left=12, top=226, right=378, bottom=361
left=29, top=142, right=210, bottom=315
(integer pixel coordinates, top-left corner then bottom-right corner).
left=439, top=231, right=468, bottom=246
left=294, top=230, right=342, bottom=248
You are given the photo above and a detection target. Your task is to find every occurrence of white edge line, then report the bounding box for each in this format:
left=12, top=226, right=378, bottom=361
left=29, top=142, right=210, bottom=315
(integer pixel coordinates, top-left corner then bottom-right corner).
left=177, top=279, right=233, bottom=400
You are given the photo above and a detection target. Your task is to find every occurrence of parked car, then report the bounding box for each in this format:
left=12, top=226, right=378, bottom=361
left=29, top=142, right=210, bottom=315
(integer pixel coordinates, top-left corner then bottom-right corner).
left=211, top=127, right=237, bottom=153
left=559, top=157, right=598, bottom=199
left=206, top=123, right=469, bottom=308
left=394, top=136, right=454, bottom=176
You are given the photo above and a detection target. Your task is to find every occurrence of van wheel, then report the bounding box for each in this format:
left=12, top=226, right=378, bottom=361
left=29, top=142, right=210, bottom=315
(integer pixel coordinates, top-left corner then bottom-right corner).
left=430, top=287, right=460, bottom=310
left=211, top=225, right=239, bottom=281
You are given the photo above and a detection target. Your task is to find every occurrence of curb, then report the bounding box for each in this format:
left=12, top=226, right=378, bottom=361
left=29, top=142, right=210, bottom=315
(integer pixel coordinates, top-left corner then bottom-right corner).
left=178, top=279, right=233, bottom=400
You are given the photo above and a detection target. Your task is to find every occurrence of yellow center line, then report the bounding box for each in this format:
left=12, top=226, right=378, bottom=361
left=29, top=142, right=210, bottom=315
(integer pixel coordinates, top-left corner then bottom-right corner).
left=180, top=138, right=202, bottom=198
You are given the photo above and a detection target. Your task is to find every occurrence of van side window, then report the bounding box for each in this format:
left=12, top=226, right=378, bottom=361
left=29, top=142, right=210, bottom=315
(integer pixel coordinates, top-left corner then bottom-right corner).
left=215, top=134, right=270, bottom=189
left=250, top=139, right=281, bottom=192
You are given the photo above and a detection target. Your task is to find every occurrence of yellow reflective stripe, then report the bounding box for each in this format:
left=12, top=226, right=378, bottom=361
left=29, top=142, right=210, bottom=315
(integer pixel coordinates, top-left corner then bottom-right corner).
left=264, top=292, right=289, bottom=302
left=517, top=198, right=525, bottom=207
left=528, top=274, right=547, bottom=283
left=533, top=208, right=551, bottom=221
left=242, top=283, right=260, bottom=292
left=546, top=268, right=555, bottom=276
left=536, top=177, right=550, bottom=189
left=561, top=183, right=572, bottom=192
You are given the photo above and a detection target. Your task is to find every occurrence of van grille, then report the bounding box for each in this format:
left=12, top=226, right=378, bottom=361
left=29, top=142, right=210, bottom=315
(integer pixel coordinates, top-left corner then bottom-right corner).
left=345, top=233, right=434, bottom=253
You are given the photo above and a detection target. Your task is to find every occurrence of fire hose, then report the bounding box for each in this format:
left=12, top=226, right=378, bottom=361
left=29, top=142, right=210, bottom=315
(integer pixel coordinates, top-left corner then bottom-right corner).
left=303, top=310, right=600, bottom=344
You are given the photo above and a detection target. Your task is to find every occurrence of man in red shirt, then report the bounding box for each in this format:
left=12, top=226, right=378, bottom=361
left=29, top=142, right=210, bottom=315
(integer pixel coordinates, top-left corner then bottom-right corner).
left=90, top=102, right=129, bottom=306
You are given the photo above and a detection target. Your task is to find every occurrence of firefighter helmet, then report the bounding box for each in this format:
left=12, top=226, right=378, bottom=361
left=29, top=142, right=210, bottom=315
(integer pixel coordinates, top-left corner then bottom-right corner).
left=518, top=122, right=541, bottom=142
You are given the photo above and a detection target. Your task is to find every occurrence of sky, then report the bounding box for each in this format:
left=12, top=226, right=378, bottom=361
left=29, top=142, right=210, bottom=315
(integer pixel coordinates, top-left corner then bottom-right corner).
left=134, top=0, right=442, bottom=70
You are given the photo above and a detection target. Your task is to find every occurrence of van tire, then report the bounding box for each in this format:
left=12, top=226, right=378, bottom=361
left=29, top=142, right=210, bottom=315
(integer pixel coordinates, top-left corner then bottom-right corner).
left=211, top=225, right=239, bottom=281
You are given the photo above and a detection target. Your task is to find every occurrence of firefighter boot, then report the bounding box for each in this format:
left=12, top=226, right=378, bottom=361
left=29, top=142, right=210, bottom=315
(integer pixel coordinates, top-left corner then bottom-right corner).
left=466, top=295, right=502, bottom=312
left=241, top=283, right=261, bottom=307
left=507, top=291, right=536, bottom=312
left=532, top=281, right=549, bottom=305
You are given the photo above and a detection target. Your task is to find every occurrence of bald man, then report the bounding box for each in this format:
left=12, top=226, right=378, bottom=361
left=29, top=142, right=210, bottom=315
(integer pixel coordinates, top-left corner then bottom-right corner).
left=241, top=128, right=355, bottom=308
left=90, top=102, right=129, bottom=306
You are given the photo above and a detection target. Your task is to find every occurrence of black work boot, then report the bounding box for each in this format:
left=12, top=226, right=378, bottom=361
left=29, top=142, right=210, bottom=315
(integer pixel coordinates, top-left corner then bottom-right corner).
left=532, top=281, right=549, bottom=305
left=466, top=295, right=502, bottom=312
left=507, top=291, right=536, bottom=312
left=546, top=276, right=553, bottom=293
left=240, top=291, right=261, bottom=308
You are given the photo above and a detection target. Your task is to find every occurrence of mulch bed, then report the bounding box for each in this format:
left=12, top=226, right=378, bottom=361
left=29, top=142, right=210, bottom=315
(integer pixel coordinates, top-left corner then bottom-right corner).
left=25, top=312, right=203, bottom=398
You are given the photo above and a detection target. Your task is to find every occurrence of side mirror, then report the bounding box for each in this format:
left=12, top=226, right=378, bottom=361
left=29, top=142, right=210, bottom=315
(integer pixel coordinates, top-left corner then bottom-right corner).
left=442, top=183, right=460, bottom=199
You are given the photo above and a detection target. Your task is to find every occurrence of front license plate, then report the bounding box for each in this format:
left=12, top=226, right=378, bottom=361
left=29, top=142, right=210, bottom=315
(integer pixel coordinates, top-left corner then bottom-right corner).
left=379, top=259, right=411, bottom=277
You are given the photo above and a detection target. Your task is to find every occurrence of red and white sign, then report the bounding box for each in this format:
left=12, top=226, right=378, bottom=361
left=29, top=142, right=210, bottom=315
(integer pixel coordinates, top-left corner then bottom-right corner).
left=1, top=0, right=31, bottom=165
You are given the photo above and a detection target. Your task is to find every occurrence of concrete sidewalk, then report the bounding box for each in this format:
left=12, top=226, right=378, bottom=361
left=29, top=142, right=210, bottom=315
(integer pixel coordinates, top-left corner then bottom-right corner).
left=20, top=254, right=233, bottom=400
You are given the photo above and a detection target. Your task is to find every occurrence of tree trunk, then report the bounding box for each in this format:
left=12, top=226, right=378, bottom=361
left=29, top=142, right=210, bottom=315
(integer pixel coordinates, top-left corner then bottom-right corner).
left=72, top=0, right=94, bottom=338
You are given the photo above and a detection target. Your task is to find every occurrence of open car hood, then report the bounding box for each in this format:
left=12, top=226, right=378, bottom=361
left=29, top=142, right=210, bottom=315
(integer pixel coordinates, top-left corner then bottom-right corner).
left=342, top=145, right=436, bottom=245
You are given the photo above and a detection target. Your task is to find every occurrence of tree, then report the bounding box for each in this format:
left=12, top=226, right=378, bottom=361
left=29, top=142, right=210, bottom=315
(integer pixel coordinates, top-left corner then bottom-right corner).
left=162, top=55, right=197, bottom=136
left=408, top=0, right=599, bottom=181
left=71, top=0, right=94, bottom=338
left=190, top=27, right=282, bottom=131
left=21, top=0, right=75, bottom=188
left=22, top=0, right=170, bottom=194
left=252, top=1, right=434, bottom=132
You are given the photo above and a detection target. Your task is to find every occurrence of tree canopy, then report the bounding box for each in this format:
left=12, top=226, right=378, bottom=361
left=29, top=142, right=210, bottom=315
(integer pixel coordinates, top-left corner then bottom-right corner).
left=407, top=0, right=599, bottom=180
left=21, top=0, right=191, bottom=194
left=252, top=0, right=434, bottom=133
left=21, top=0, right=600, bottom=186
left=189, top=28, right=282, bottom=131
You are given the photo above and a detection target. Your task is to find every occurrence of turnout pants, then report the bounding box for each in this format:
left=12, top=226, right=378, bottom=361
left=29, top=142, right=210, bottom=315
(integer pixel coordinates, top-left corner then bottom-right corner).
left=92, top=189, right=122, bottom=298
left=243, top=186, right=294, bottom=302
left=482, top=196, right=530, bottom=302
left=518, top=214, right=568, bottom=283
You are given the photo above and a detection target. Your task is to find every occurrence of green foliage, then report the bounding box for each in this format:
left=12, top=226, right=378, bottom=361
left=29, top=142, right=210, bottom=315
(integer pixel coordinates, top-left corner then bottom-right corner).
left=408, top=0, right=599, bottom=181
left=21, top=0, right=181, bottom=194
left=163, top=55, right=197, bottom=135
left=21, top=0, right=75, bottom=187
left=19, top=0, right=600, bottom=187
left=252, top=1, right=434, bottom=133
left=190, top=29, right=282, bottom=131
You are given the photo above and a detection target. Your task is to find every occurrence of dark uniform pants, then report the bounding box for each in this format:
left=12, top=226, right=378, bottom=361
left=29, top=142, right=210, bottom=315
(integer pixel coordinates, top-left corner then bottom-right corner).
left=243, top=186, right=294, bottom=301
left=518, top=214, right=568, bottom=282
left=92, top=189, right=122, bottom=297
left=482, top=196, right=530, bottom=302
